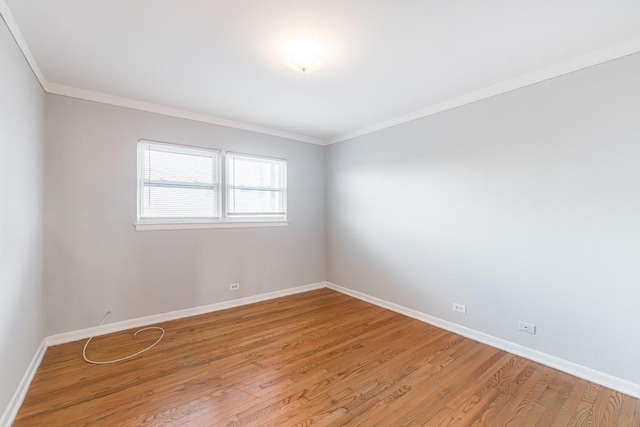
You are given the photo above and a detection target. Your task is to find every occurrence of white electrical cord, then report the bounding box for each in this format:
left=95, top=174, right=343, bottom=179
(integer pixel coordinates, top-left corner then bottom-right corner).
left=82, top=311, right=165, bottom=365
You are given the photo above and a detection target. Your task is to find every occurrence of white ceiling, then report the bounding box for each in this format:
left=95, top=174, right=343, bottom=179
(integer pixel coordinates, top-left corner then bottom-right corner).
left=5, top=1, right=640, bottom=143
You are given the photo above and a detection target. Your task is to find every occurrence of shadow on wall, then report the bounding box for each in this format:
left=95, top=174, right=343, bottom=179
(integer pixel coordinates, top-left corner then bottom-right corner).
left=325, top=63, right=640, bottom=383
left=0, top=233, right=43, bottom=411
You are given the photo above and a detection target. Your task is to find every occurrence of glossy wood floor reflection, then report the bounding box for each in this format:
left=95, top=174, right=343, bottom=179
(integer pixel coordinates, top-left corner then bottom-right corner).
left=16, top=289, right=640, bottom=426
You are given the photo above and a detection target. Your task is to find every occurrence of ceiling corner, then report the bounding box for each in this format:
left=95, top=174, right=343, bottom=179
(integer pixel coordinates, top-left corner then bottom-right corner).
left=0, top=0, right=48, bottom=91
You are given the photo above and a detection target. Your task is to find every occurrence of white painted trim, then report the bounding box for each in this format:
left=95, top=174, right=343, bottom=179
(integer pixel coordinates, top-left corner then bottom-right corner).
left=0, top=1, right=323, bottom=145
left=2, top=282, right=325, bottom=425
left=46, top=83, right=325, bottom=145
left=134, top=220, right=288, bottom=231
left=0, top=0, right=47, bottom=91
left=326, top=37, right=640, bottom=144
left=326, top=282, right=640, bottom=399
left=0, top=282, right=327, bottom=427
left=5, top=280, right=640, bottom=426
left=46, top=282, right=326, bottom=346
left=4, top=0, right=640, bottom=147
left=0, top=339, right=47, bottom=427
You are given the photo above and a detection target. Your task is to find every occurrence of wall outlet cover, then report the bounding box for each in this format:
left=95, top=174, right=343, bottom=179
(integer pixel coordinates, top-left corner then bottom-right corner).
left=518, top=321, right=536, bottom=334
left=453, top=303, right=467, bottom=314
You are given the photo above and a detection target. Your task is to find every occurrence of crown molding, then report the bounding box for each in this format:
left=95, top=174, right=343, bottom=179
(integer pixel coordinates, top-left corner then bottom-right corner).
left=4, top=0, right=640, bottom=147
left=0, top=1, right=324, bottom=146
left=46, top=83, right=325, bottom=145
left=326, top=37, right=640, bottom=145
left=0, top=0, right=47, bottom=91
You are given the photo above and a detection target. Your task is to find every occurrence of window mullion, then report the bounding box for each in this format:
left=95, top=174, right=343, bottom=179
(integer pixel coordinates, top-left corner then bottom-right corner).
left=221, top=151, right=227, bottom=221
left=137, top=141, right=286, bottom=226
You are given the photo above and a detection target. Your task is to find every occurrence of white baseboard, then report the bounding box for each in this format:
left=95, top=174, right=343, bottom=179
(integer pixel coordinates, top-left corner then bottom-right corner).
left=1, top=282, right=325, bottom=427
left=326, top=282, right=640, bottom=400
left=6, top=280, right=639, bottom=427
left=47, top=282, right=326, bottom=346
left=0, top=338, right=47, bottom=427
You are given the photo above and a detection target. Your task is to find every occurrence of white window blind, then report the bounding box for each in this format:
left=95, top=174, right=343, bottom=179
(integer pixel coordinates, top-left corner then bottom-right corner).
left=138, top=141, right=220, bottom=220
left=226, top=153, right=287, bottom=218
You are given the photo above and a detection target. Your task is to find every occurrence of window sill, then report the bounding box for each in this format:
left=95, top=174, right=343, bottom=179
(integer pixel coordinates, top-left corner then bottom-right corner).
left=134, top=220, right=288, bottom=231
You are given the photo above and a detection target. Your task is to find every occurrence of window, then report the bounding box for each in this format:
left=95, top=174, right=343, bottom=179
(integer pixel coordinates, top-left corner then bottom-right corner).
left=138, top=141, right=220, bottom=220
left=226, top=153, right=287, bottom=219
left=136, top=140, right=287, bottom=230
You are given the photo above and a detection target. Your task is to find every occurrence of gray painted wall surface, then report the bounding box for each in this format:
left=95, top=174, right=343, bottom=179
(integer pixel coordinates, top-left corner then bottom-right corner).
left=44, top=95, right=326, bottom=335
left=327, top=53, right=640, bottom=384
left=0, top=18, right=45, bottom=415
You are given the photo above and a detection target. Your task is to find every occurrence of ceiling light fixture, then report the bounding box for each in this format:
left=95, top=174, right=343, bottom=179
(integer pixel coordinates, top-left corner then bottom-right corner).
left=285, top=40, right=324, bottom=73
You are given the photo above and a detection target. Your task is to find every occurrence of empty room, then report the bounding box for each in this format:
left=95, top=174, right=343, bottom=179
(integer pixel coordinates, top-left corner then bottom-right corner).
left=2, top=1, right=640, bottom=425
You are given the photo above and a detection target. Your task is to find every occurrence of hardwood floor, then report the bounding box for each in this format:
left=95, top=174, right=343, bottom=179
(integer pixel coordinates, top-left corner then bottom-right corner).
left=15, top=289, right=640, bottom=426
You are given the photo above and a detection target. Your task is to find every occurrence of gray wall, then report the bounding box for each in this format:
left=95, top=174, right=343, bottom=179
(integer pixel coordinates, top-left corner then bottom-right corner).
left=44, top=95, right=326, bottom=335
left=327, top=53, right=640, bottom=384
left=0, top=18, right=45, bottom=416
left=5, top=16, right=640, bottom=411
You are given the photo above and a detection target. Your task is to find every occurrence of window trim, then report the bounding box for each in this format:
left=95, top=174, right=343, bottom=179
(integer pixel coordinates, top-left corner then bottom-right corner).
left=134, top=220, right=288, bottom=231
left=225, top=151, right=288, bottom=220
left=135, top=140, right=288, bottom=231
left=137, top=140, right=222, bottom=222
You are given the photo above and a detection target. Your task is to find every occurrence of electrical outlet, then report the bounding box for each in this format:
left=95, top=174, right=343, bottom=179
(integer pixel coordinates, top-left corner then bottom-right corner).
left=452, top=303, right=466, bottom=314
left=230, top=283, right=240, bottom=291
left=518, top=321, right=536, bottom=334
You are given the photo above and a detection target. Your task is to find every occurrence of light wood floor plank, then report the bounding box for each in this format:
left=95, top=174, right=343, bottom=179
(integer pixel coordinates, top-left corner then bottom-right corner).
left=14, top=289, right=638, bottom=426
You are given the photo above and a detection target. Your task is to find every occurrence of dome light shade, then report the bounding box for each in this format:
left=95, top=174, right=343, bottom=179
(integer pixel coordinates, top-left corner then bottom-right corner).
left=285, top=40, right=324, bottom=73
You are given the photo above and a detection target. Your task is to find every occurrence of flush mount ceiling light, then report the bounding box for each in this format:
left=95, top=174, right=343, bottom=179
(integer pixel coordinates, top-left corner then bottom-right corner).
left=285, top=40, right=324, bottom=73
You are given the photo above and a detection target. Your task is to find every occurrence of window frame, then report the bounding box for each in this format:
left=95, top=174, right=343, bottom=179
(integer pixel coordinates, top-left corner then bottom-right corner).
left=137, top=140, right=222, bottom=223
left=135, top=140, right=288, bottom=231
left=224, top=151, right=288, bottom=221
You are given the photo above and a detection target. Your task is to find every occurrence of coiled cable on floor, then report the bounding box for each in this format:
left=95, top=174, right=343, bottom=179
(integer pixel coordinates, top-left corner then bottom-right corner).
left=82, top=311, right=165, bottom=365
